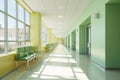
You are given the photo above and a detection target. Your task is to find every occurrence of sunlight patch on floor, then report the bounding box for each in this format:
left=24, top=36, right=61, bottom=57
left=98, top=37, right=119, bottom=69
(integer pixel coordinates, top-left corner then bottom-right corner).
left=49, top=58, right=68, bottom=63
left=19, top=44, right=89, bottom=80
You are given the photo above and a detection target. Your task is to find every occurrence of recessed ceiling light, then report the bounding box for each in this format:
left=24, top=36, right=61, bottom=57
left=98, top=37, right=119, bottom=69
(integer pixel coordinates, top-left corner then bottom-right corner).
left=58, top=16, right=63, bottom=18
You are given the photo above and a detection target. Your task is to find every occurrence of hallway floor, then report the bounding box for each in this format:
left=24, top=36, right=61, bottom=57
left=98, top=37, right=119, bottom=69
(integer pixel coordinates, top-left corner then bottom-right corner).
left=2, top=44, right=120, bottom=80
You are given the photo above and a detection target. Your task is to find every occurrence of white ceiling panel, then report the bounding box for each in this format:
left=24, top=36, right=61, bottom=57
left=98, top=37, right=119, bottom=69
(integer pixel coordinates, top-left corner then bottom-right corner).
left=24, top=0, right=93, bottom=38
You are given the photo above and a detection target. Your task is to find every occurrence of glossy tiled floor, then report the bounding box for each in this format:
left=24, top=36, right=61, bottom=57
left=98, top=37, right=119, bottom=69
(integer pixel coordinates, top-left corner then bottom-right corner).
left=2, top=44, right=120, bottom=80
left=70, top=50, right=120, bottom=80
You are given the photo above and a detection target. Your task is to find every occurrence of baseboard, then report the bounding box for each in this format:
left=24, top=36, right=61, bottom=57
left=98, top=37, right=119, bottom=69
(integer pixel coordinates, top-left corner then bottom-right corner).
left=105, top=68, right=120, bottom=70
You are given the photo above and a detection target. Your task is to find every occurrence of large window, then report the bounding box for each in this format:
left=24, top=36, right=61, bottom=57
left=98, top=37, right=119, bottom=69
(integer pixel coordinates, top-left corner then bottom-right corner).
left=0, top=42, right=4, bottom=54
left=8, top=0, right=16, bottom=17
left=0, top=0, right=30, bottom=54
left=0, top=0, right=5, bottom=11
left=25, top=11, right=30, bottom=25
left=0, top=12, right=5, bottom=54
left=25, top=26, right=30, bottom=41
left=18, top=22, right=24, bottom=41
left=8, top=42, right=16, bottom=52
left=25, top=26, right=30, bottom=45
left=8, top=16, right=16, bottom=41
left=18, top=4, right=24, bottom=21
left=41, top=25, right=47, bottom=46
left=0, top=12, right=4, bottom=40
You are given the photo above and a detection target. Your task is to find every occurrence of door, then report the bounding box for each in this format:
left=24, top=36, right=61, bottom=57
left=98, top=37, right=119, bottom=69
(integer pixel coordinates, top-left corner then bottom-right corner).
left=86, top=24, right=91, bottom=55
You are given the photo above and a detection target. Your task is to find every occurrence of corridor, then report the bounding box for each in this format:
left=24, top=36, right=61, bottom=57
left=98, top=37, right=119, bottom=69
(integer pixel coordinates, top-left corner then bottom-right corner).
left=2, top=44, right=120, bottom=80
left=2, top=44, right=89, bottom=80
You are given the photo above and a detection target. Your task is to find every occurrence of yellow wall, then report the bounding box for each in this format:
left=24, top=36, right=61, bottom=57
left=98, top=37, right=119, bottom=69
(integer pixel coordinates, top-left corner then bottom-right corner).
left=0, top=1, right=42, bottom=78
left=30, top=12, right=41, bottom=51
left=0, top=53, right=26, bottom=77
left=0, top=54, right=16, bottom=77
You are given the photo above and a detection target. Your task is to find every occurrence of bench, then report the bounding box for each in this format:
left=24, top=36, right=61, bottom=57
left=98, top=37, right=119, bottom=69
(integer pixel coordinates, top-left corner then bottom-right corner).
left=44, top=43, right=57, bottom=52
left=16, top=46, right=36, bottom=68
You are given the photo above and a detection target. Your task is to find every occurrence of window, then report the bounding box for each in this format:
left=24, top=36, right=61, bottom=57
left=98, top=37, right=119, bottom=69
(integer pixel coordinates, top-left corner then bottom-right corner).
left=18, top=4, right=24, bottom=21
left=8, top=0, right=16, bottom=17
left=41, top=33, right=47, bottom=46
left=41, top=25, right=47, bottom=46
left=25, top=11, right=30, bottom=25
left=8, top=16, right=16, bottom=41
left=18, top=22, right=24, bottom=41
left=25, top=26, right=30, bottom=41
left=18, top=42, right=25, bottom=46
left=0, top=12, right=5, bottom=54
left=0, top=0, right=5, bottom=11
left=0, top=42, right=4, bottom=54
left=0, top=0, right=30, bottom=54
left=0, top=12, right=4, bottom=40
left=26, top=42, right=30, bottom=46
left=8, top=42, right=16, bottom=52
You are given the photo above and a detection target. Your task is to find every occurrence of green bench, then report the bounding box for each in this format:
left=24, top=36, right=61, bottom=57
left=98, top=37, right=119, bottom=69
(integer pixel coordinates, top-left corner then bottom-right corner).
left=16, top=46, right=36, bottom=67
left=44, top=43, right=57, bottom=52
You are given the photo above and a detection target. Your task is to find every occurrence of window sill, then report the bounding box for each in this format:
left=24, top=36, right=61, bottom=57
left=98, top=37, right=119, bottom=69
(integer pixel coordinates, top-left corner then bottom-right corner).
left=0, top=51, right=16, bottom=57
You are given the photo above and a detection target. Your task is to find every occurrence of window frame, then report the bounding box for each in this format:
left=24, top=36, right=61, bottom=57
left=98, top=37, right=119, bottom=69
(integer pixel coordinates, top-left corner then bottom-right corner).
left=0, top=0, right=31, bottom=54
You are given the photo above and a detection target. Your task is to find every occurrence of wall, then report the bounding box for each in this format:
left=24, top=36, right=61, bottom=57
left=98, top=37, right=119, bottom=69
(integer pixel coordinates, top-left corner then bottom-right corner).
left=0, top=54, right=16, bottom=77
left=68, top=35, right=70, bottom=48
left=79, top=26, right=86, bottom=54
left=76, top=27, right=79, bottom=53
left=0, top=53, right=25, bottom=78
left=79, top=17, right=91, bottom=54
left=30, top=12, right=41, bottom=51
left=69, top=34, right=72, bottom=49
left=65, top=0, right=109, bottom=68
left=106, top=4, right=120, bottom=68
left=71, top=30, right=76, bottom=50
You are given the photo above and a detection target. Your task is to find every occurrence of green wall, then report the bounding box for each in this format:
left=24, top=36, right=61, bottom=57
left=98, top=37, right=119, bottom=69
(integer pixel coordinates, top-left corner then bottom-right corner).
left=66, top=37, right=68, bottom=48
left=76, top=27, right=79, bottom=53
left=68, top=35, right=70, bottom=48
left=106, top=4, right=120, bottom=68
left=79, top=17, right=91, bottom=55
left=71, top=30, right=76, bottom=50
left=69, top=33, right=72, bottom=49
left=79, top=26, right=86, bottom=54
left=65, top=0, right=108, bottom=68
left=65, top=0, right=120, bottom=68
left=90, top=0, right=106, bottom=68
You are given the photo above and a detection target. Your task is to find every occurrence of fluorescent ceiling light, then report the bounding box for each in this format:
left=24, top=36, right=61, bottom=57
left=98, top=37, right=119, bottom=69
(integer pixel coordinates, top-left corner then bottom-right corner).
left=58, top=16, right=63, bottom=18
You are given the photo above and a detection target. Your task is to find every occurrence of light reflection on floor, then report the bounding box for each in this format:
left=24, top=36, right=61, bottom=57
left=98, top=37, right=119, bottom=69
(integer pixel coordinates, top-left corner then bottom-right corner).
left=29, top=44, right=89, bottom=80
left=2, top=44, right=89, bottom=80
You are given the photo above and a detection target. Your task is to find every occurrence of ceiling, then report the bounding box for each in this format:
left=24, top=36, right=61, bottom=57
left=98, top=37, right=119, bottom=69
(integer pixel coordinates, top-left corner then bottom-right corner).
left=24, top=0, right=93, bottom=38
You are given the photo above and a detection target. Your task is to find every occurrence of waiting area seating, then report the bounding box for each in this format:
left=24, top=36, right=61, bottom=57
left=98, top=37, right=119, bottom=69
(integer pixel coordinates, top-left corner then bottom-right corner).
left=44, top=43, right=57, bottom=52
left=16, top=46, right=37, bottom=67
